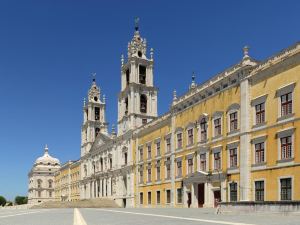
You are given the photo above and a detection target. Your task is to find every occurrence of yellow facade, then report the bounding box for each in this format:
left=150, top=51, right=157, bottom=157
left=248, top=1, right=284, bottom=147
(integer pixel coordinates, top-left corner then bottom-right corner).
left=54, top=160, right=80, bottom=201
left=133, top=42, right=300, bottom=208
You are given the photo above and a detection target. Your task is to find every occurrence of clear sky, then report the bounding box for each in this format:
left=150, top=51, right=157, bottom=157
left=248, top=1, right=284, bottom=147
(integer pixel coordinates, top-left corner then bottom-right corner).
left=0, top=0, right=299, bottom=200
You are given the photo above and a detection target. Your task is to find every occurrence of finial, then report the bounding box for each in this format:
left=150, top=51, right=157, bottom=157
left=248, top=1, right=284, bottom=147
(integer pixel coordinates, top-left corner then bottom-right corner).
left=150, top=48, right=154, bottom=59
left=121, top=54, right=124, bottom=66
left=91, top=72, right=96, bottom=82
left=190, top=72, right=196, bottom=89
left=44, top=144, right=48, bottom=153
left=103, top=94, right=106, bottom=104
left=243, top=45, right=250, bottom=59
left=83, top=98, right=86, bottom=107
left=173, top=89, right=177, bottom=101
left=134, top=17, right=140, bottom=31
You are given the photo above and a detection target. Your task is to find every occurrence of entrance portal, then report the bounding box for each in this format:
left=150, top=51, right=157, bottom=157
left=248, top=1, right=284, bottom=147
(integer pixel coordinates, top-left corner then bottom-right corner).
left=198, top=183, right=205, bottom=208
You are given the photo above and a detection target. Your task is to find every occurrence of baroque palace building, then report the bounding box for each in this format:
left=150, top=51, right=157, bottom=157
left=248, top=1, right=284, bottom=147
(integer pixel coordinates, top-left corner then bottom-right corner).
left=32, top=21, right=300, bottom=208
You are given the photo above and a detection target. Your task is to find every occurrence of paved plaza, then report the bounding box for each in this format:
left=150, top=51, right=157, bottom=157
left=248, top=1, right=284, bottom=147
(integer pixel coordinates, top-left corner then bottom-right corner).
left=0, top=208, right=300, bottom=225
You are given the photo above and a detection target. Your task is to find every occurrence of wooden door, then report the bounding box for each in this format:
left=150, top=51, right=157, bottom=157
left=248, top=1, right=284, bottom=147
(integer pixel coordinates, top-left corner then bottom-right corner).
left=198, top=183, right=205, bottom=208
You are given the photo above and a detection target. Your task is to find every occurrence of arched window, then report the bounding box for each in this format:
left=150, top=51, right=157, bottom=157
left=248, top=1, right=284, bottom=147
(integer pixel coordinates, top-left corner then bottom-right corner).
left=140, top=94, right=147, bottom=113
left=37, top=179, right=42, bottom=188
left=84, top=165, right=87, bottom=177
left=125, top=98, right=128, bottom=115
left=139, top=65, right=146, bottom=84
left=126, top=69, right=130, bottom=85
left=48, top=180, right=53, bottom=188
left=95, top=128, right=100, bottom=138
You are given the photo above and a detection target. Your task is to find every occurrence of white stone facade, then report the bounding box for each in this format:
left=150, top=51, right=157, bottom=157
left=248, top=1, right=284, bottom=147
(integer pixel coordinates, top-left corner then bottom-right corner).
left=80, top=25, right=157, bottom=208
left=28, top=145, right=60, bottom=204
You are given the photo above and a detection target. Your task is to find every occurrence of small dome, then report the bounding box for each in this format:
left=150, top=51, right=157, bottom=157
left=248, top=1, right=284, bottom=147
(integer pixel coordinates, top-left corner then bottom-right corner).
left=35, top=145, right=60, bottom=166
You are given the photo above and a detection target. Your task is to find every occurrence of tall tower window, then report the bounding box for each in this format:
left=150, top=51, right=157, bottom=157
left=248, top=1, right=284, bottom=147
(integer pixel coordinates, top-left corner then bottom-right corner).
left=126, top=69, right=130, bottom=85
left=125, top=98, right=129, bottom=115
left=95, top=107, right=100, bottom=121
left=95, top=128, right=100, bottom=138
left=139, top=65, right=146, bottom=84
left=140, top=94, right=147, bottom=113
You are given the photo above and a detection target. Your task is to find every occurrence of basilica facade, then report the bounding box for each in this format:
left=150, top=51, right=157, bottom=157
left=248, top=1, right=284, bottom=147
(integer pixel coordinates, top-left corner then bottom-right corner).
left=29, top=22, right=300, bottom=208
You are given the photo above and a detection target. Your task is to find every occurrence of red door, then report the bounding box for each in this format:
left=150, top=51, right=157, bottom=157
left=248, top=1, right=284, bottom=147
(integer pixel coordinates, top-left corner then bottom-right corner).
left=198, top=183, right=205, bottom=208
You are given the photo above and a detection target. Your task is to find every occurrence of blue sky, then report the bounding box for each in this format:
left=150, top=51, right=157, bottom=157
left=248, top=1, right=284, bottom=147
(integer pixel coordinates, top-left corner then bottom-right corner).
left=0, top=0, right=299, bottom=200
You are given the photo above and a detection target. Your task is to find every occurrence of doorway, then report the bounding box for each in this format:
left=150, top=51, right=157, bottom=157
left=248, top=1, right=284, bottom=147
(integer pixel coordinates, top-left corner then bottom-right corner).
left=187, top=192, right=192, bottom=208
left=197, top=183, right=205, bottom=208
left=123, top=198, right=126, bottom=208
left=214, top=190, right=221, bottom=208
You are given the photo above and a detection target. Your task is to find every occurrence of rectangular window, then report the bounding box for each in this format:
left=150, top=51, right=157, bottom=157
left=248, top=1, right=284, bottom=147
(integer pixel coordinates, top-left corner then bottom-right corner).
left=177, top=188, right=183, bottom=204
left=156, top=166, right=160, bottom=181
left=200, top=153, right=206, bottom=171
left=188, top=158, right=193, bottom=174
left=177, top=133, right=182, bottom=149
left=229, top=112, right=238, bottom=131
left=281, top=92, right=292, bottom=116
left=156, top=142, right=161, bottom=156
left=166, top=190, right=171, bottom=204
left=139, top=148, right=143, bottom=161
left=166, top=138, right=171, bottom=153
left=166, top=159, right=171, bottom=179
left=214, top=152, right=221, bottom=170
left=156, top=191, right=161, bottom=204
left=49, top=191, right=52, bottom=198
left=280, top=178, right=292, bottom=200
left=124, top=152, right=128, bottom=165
left=147, top=167, right=151, bottom=183
left=255, top=181, right=264, bottom=201
left=214, top=118, right=222, bottom=136
left=230, top=182, right=238, bottom=202
left=147, top=145, right=151, bottom=159
left=187, top=128, right=194, bottom=145
left=281, top=136, right=292, bottom=159
left=140, top=192, right=143, bottom=204
left=229, top=148, right=237, bottom=168
left=255, top=102, right=265, bottom=124
left=148, top=191, right=151, bottom=204
left=200, top=119, right=207, bottom=141
left=176, top=161, right=182, bottom=177
left=139, top=169, right=143, bottom=184
left=255, top=143, right=265, bottom=163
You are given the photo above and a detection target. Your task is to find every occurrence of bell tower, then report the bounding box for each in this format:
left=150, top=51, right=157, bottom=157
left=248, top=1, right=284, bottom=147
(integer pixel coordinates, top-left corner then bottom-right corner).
left=118, top=18, right=158, bottom=135
left=81, top=75, right=108, bottom=156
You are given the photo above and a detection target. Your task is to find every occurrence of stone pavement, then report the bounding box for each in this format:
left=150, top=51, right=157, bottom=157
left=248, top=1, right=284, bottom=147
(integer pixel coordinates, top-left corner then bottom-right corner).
left=0, top=207, right=300, bottom=225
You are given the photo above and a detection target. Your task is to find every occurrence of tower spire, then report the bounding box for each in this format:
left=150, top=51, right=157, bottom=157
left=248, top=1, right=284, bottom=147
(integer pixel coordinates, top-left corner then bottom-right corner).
left=134, top=17, right=140, bottom=31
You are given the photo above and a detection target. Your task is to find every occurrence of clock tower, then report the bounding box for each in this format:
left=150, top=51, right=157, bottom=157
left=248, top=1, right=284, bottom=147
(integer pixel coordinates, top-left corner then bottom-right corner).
left=117, top=19, right=158, bottom=135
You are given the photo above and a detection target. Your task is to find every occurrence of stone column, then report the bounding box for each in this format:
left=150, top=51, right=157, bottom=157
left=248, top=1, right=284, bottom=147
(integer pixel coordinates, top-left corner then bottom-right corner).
left=170, top=112, right=176, bottom=206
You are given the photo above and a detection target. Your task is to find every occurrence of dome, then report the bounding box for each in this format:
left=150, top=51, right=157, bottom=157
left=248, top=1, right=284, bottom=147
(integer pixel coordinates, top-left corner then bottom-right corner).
left=35, top=145, right=60, bottom=166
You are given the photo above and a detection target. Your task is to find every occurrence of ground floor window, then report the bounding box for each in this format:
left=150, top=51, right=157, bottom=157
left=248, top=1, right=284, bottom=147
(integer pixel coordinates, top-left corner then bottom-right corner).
left=166, top=190, right=171, bottom=204
left=156, top=191, right=161, bottom=204
left=229, top=182, right=237, bottom=202
left=280, top=178, right=292, bottom=200
left=140, top=192, right=143, bottom=204
left=177, top=188, right=182, bottom=204
left=255, top=180, right=264, bottom=201
left=148, top=191, right=151, bottom=204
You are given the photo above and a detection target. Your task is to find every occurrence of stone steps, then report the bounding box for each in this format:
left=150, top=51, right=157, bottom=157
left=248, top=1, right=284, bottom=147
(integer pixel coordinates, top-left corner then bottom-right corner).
left=30, top=198, right=120, bottom=209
